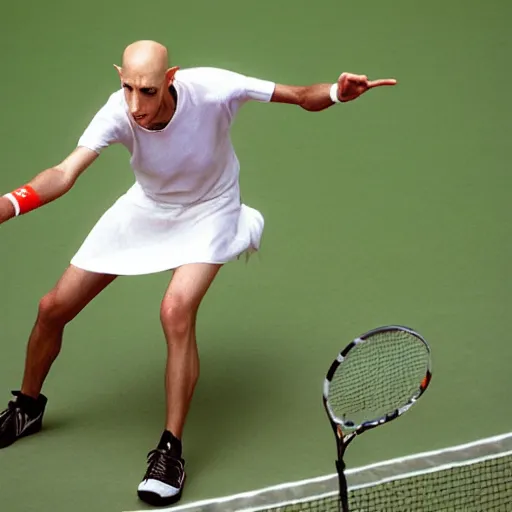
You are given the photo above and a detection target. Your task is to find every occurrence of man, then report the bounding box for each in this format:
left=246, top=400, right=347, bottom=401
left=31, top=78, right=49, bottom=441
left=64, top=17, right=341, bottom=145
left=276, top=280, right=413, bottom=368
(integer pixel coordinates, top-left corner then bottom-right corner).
left=0, top=40, right=396, bottom=506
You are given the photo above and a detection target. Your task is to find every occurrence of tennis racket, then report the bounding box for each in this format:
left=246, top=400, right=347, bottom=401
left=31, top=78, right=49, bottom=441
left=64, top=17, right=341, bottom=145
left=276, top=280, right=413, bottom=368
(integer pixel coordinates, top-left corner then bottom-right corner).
left=322, top=325, right=432, bottom=511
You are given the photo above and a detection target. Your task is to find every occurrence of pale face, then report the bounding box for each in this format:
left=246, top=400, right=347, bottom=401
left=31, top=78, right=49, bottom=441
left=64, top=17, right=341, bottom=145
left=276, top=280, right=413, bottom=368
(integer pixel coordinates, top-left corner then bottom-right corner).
left=115, top=40, right=178, bottom=130
left=120, top=71, right=168, bottom=129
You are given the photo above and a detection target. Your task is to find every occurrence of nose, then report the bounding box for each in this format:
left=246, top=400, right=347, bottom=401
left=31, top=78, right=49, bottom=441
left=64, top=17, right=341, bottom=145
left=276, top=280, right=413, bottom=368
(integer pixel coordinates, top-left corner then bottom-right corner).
left=130, top=94, right=140, bottom=115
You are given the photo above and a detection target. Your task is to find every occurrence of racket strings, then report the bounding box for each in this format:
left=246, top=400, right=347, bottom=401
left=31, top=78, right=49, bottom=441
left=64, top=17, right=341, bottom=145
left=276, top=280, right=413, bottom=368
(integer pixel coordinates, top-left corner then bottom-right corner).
left=328, top=331, right=430, bottom=426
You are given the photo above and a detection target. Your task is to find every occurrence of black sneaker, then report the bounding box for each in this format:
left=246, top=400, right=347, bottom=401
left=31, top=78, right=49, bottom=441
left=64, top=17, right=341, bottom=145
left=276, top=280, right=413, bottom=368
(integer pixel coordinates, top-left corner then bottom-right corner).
left=0, top=391, right=48, bottom=449
left=137, top=448, right=186, bottom=506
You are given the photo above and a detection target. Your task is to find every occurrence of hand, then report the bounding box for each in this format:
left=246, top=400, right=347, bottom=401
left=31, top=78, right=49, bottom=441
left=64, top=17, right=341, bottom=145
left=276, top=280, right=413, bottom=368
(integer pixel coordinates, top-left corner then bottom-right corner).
left=0, top=196, right=16, bottom=224
left=336, top=72, right=397, bottom=102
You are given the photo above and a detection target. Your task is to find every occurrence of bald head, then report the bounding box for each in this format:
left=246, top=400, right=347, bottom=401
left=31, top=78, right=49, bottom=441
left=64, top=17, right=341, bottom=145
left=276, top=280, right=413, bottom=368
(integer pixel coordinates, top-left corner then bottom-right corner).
left=118, top=40, right=170, bottom=84
left=115, top=40, right=179, bottom=129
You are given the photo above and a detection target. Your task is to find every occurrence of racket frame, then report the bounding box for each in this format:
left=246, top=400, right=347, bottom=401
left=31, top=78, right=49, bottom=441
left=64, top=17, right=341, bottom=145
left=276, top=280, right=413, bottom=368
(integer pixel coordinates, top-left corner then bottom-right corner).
left=322, top=325, right=432, bottom=511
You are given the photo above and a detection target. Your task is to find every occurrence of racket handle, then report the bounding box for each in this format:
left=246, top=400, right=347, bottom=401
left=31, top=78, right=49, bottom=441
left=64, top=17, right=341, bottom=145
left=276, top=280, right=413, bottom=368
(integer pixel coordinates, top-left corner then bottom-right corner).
left=336, top=459, right=350, bottom=512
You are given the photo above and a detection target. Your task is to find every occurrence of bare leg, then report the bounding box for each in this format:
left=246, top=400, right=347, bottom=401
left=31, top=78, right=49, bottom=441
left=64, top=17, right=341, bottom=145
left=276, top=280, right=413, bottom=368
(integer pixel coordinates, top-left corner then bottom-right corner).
left=160, top=263, right=222, bottom=439
left=21, top=265, right=117, bottom=398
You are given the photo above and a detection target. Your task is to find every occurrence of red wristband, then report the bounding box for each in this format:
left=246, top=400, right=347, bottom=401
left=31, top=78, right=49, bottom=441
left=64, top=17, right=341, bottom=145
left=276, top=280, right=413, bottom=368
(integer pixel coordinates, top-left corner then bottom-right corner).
left=3, top=185, right=42, bottom=216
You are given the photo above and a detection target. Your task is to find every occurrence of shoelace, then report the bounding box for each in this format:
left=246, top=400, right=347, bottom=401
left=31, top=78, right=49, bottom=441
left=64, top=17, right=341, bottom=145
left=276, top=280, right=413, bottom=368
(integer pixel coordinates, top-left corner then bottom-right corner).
left=0, top=401, right=21, bottom=434
left=1, top=399, right=40, bottom=426
left=145, top=449, right=183, bottom=484
left=4, top=399, right=33, bottom=417
left=0, top=401, right=17, bottom=420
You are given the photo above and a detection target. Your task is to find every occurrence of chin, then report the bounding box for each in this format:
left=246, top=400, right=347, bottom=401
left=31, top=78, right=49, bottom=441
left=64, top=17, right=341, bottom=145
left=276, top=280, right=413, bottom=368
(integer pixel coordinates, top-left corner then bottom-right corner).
left=143, top=118, right=159, bottom=129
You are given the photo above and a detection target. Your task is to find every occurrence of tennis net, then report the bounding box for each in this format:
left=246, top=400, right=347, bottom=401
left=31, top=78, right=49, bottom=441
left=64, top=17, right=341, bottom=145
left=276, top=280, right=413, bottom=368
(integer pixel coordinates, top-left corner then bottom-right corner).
left=127, top=432, right=512, bottom=512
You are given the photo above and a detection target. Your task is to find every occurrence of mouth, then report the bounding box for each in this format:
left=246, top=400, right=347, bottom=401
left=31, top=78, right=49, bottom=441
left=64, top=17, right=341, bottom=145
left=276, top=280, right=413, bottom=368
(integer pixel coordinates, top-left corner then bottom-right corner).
left=133, top=114, right=147, bottom=121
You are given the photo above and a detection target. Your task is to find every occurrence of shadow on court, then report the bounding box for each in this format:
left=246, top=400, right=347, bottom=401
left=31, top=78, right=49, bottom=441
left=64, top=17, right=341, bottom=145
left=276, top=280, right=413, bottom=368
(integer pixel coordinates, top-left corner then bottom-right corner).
left=0, top=327, right=288, bottom=512
left=52, top=330, right=285, bottom=466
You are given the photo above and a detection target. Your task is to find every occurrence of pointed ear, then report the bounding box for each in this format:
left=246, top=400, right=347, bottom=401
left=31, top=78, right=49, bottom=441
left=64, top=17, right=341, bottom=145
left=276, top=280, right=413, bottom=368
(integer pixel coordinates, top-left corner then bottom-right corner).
left=165, top=66, right=180, bottom=86
left=113, top=64, right=122, bottom=80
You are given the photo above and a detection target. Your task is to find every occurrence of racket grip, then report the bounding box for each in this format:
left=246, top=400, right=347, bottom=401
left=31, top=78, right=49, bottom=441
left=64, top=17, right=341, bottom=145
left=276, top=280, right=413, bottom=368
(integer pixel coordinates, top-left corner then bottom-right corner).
left=336, top=459, right=350, bottom=512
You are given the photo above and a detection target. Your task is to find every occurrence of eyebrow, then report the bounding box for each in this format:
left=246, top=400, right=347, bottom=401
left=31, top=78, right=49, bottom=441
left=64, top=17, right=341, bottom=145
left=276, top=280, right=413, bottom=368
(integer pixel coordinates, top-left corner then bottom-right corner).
left=122, top=82, right=158, bottom=92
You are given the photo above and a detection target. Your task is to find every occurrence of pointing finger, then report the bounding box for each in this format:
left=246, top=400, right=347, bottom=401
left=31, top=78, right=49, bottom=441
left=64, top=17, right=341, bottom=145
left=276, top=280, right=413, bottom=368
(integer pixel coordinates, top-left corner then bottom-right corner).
left=368, top=79, right=397, bottom=88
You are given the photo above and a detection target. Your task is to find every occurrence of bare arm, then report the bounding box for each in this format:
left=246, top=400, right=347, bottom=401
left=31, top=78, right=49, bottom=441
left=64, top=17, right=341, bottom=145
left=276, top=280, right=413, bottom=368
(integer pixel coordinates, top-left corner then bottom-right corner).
left=271, top=72, right=397, bottom=111
left=0, top=146, right=99, bottom=225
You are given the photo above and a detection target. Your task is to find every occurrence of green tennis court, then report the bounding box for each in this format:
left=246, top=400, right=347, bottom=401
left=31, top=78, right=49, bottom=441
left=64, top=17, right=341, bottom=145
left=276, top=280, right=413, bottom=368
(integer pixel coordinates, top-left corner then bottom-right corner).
left=1, top=0, right=511, bottom=511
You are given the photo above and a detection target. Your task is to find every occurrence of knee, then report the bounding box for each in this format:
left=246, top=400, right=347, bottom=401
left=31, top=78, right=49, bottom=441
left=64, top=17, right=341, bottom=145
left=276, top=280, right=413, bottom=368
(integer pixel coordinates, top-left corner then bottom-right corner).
left=160, top=295, right=196, bottom=340
left=38, top=291, right=74, bottom=327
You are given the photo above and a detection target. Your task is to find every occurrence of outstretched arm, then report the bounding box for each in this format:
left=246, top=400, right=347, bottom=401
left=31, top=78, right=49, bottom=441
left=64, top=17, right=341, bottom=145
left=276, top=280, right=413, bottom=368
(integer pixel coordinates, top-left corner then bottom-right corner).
left=0, top=146, right=99, bottom=224
left=271, top=72, right=397, bottom=111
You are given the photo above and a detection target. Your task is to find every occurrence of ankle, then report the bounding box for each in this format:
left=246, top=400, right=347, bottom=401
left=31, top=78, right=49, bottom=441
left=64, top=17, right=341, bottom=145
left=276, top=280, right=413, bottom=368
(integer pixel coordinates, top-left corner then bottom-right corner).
left=14, top=391, right=45, bottom=417
left=20, top=389, right=39, bottom=400
left=158, top=430, right=182, bottom=457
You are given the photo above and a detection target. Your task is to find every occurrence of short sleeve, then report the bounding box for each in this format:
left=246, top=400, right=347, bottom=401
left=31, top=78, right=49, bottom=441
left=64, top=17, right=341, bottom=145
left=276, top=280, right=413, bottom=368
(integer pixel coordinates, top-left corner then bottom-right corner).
left=77, top=92, right=126, bottom=154
left=177, top=67, right=275, bottom=108
left=239, top=76, right=276, bottom=103
left=204, top=68, right=276, bottom=113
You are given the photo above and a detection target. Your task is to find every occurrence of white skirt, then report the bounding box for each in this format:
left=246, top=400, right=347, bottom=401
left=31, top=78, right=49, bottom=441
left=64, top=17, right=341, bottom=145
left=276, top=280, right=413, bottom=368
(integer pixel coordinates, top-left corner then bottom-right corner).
left=70, top=183, right=264, bottom=275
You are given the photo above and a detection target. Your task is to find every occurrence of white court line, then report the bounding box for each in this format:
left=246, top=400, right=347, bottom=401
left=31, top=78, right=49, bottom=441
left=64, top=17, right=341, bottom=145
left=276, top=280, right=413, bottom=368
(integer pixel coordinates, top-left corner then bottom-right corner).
left=123, top=432, right=512, bottom=512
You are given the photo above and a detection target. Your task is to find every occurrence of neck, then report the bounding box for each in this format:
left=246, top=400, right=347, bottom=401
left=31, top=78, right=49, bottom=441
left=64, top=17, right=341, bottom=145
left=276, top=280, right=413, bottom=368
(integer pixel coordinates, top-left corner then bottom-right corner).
left=147, top=85, right=177, bottom=131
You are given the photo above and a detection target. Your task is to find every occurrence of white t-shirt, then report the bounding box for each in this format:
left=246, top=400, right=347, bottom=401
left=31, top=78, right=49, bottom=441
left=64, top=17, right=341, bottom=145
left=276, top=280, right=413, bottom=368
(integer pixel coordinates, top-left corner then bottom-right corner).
left=78, top=67, right=276, bottom=205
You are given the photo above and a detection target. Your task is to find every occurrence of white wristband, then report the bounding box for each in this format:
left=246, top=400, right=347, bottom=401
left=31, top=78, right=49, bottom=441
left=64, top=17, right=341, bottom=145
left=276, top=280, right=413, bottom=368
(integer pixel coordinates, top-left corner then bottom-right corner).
left=329, top=83, right=340, bottom=103
left=3, top=193, right=20, bottom=216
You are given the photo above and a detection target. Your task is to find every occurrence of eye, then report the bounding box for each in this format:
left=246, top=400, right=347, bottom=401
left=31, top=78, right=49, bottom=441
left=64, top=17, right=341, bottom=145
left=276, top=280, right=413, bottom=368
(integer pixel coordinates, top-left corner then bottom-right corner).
left=122, top=83, right=133, bottom=91
left=141, top=88, right=157, bottom=96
